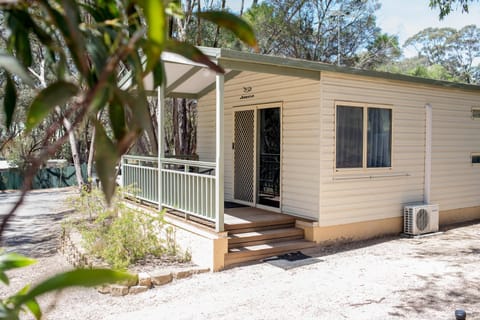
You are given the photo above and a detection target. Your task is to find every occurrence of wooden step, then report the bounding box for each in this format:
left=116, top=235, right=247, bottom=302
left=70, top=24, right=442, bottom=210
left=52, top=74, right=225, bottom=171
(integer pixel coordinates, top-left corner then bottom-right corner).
left=228, top=227, right=304, bottom=249
left=227, top=223, right=295, bottom=234
left=225, top=239, right=316, bottom=266
left=225, top=216, right=296, bottom=231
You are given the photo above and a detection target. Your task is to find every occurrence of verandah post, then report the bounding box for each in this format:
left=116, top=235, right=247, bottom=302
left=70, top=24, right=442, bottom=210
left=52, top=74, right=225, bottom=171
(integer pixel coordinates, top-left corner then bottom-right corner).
left=157, top=85, right=165, bottom=210
left=215, top=74, right=225, bottom=232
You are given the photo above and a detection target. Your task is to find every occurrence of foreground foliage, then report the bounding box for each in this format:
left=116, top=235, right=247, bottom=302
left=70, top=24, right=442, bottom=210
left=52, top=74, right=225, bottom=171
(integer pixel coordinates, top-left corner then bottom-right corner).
left=0, top=1, right=255, bottom=318
left=0, top=253, right=133, bottom=319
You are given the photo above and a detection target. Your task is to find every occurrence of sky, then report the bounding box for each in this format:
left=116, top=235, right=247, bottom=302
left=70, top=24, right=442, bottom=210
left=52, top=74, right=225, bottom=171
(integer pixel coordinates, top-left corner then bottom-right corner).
left=231, top=0, right=480, bottom=58
left=377, top=0, right=480, bottom=56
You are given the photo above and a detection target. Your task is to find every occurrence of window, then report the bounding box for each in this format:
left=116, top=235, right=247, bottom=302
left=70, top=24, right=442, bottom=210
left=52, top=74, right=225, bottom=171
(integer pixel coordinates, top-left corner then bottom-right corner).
left=472, top=108, right=480, bottom=119
left=336, top=104, right=392, bottom=169
left=472, top=153, right=480, bottom=164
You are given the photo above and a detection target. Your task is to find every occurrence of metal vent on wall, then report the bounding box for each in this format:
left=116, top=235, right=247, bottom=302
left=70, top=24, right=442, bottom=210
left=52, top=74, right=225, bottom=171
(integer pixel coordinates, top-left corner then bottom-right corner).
left=234, top=110, right=255, bottom=203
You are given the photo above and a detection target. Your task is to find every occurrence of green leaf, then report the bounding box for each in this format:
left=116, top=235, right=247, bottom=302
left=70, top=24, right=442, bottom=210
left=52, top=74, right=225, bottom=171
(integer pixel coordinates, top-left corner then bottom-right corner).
left=0, top=53, right=34, bottom=86
left=0, top=253, right=36, bottom=272
left=4, top=73, right=17, bottom=129
left=141, top=0, right=167, bottom=72
left=94, top=122, right=119, bottom=204
left=0, top=272, right=9, bottom=285
left=165, top=0, right=184, bottom=18
left=89, top=85, right=111, bottom=113
left=0, top=253, right=36, bottom=285
left=164, top=41, right=224, bottom=73
left=198, top=11, right=258, bottom=49
left=15, top=269, right=134, bottom=307
left=7, top=10, right=33, bottom=67
left=43, top=1, right=88, bottom=77
left=108, top=93, right=127, bottom=141
left=26, top=81, right=79, bottom=131
left=14, top=31, right=33, bottom=68
left=25, top=299, right=41, bottom=320
left=86, top=35, right=109, bottom=77
left=152, top=60, right=165, bottom=88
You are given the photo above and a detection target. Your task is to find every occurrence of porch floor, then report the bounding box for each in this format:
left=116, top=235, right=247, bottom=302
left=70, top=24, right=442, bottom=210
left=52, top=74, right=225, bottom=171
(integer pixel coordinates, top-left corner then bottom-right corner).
left=224, top=207, right=297, bottom=231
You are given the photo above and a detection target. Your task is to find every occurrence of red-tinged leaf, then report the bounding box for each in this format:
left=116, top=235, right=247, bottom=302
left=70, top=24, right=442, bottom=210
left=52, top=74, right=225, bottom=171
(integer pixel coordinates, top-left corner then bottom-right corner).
left=198, top=11, right=258, bottom=50
left=164, top=40, right=224, bottom=73
left=26, top=81, right=79, bottom=131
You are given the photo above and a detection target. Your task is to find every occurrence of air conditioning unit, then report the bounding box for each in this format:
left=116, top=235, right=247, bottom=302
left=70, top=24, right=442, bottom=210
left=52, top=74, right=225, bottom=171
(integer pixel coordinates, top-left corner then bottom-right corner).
left=404, top=204, right=439, bottom=236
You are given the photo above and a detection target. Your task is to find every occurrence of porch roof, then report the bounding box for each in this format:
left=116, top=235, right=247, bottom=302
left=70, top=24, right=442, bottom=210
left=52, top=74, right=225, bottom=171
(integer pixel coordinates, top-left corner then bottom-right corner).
left=127, top=46, right=480, bottom=99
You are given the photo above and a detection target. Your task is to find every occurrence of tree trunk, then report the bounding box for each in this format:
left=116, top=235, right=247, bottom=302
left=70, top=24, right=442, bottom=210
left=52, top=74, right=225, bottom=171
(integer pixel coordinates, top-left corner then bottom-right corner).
left=179, top=98, right=187, bottom=154
left=29, top=56, right=84, bottom=188
left=173, top=98, right=180, bottom=155
left=213, top=0, right=226, bottom=47
left=240, top=0, right=245, bottom=16
left=87, top=123, right=95, bottom=179
left=196, top=0, right=202, bottom=45
left=56, top=106, right=84, bottom=187
left=87, top=111, right=102, bottom=181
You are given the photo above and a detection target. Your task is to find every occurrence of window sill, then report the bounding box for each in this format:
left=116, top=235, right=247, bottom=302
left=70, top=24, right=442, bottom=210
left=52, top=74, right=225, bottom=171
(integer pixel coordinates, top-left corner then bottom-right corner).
left=333, top=172, right=410, bottom=182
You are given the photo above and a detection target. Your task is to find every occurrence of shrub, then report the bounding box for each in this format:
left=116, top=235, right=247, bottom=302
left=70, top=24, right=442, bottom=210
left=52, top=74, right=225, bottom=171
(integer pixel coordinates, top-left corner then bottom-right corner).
left=67, top=187, right=184, bottom=269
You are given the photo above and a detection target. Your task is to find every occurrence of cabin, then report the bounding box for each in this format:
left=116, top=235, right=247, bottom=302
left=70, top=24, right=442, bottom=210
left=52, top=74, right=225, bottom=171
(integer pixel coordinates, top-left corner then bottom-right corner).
left=122, top=47, right=480, bottom=270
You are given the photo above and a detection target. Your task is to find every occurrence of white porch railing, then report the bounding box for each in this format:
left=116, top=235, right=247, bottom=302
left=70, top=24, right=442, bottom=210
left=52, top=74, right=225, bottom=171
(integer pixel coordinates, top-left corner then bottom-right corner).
left=122, top=155, right=159, bottom=203
left=122, top=155, right=217, bottom=223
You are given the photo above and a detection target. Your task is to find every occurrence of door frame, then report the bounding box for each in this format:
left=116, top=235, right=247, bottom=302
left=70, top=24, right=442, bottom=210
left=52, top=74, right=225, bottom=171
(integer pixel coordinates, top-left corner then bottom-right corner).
left=232, top=102, right=283, bottom=212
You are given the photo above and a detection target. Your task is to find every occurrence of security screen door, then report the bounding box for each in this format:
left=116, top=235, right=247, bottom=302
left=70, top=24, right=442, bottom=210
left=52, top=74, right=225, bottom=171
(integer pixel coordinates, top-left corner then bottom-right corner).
left=234, top=107, right=281, bottom=209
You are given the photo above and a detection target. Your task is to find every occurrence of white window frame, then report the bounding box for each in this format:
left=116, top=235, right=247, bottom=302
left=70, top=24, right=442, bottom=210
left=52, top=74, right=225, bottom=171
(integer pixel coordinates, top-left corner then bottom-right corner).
left=334, top=101, right=393, bottom=173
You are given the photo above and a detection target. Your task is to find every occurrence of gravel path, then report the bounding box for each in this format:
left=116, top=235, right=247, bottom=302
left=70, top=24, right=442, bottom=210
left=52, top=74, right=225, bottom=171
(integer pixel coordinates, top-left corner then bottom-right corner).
left=0, top=190, right=479, bottom=319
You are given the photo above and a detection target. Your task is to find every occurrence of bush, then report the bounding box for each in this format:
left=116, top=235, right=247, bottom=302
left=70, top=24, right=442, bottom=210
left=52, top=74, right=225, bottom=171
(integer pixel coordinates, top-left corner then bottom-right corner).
left=67, top=187, right=184, bottom=269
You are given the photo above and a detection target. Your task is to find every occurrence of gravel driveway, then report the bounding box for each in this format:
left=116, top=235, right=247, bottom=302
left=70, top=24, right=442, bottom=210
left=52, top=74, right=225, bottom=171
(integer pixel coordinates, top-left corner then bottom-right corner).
left=0, top=190, right=479, bottom=319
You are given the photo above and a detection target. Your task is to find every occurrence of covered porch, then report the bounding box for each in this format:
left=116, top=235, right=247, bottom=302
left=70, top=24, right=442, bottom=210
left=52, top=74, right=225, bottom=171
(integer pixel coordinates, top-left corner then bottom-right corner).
left=120, top=48, right=284, bottom=232
left=120, top=47, right=319, bottom=268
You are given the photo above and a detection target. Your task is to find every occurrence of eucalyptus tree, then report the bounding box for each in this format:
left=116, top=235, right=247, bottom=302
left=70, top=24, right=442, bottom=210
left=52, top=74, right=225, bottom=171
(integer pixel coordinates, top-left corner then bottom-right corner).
left=243, top=0, right=394, bottom=68
left=404, top=25, right=480, bottom=83
left=429, top=0, right=474, bottom=18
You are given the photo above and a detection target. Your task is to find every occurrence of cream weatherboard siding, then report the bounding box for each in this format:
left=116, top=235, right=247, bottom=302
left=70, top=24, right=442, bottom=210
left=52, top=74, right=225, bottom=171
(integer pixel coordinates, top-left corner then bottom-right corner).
left=430, top=92, right=480, bottom=211
left=319, top=72, right=480, bottom=227
left=197, top=71, right=321, bottom=220
left=319, top=72, right=427, bottom=226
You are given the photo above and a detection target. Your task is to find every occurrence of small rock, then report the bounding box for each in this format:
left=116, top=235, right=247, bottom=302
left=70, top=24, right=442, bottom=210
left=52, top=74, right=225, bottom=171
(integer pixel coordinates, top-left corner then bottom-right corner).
left=129, top=285, right=149, bottom=295
left=96, top=285, right=111, bottom=294
left=151, top=272, right=173, bottom=286
left=138, top=272, right=152, bottom=288
left=192, top=267, right=210, bottom=274
left=110, top=285, right=129, bottom=296
left=173, top=270, right=192, bottom=280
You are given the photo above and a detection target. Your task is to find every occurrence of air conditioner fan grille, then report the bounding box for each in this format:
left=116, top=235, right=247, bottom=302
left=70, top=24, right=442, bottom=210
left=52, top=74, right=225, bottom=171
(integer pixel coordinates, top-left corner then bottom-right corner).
left=416, top=208, right=429, bottom=231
